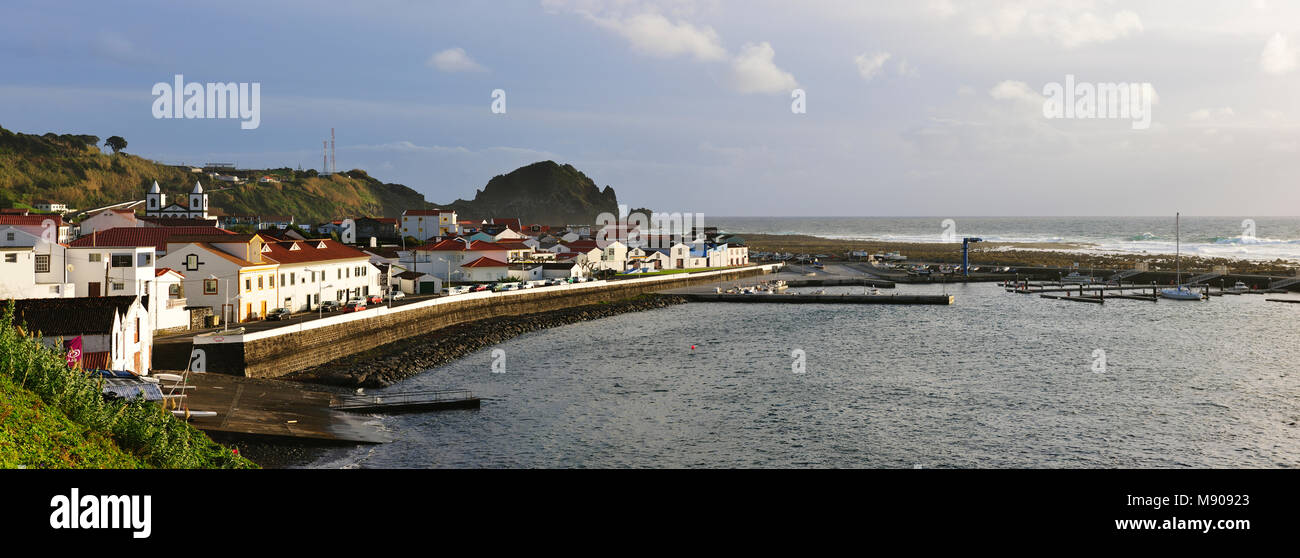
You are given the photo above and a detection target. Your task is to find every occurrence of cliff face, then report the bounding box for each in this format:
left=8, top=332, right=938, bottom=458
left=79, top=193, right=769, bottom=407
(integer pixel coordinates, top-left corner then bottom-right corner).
left=443, top=161, right=619, bottom=225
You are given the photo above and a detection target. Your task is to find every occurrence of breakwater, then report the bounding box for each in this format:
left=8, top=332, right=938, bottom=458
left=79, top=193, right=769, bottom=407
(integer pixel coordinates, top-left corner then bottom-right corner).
left=288, top=295, right=686, bottom=388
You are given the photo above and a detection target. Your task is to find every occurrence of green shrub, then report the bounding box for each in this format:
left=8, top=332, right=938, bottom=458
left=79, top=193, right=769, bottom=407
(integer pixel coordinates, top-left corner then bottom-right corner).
left=0, top=301, right=256, bottom=469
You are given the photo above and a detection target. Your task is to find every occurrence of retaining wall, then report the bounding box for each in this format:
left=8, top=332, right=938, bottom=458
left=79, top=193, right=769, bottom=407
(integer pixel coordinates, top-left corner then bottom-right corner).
left=193, top=265, right=776, bottom=378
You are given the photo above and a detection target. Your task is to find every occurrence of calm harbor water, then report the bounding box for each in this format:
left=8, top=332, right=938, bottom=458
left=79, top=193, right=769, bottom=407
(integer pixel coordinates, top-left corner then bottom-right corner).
left=305, top=283, right=1300, bottom=469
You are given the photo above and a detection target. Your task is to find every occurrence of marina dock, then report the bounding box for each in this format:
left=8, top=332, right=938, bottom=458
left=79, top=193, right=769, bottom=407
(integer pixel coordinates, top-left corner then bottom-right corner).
left=680, top=293, right=954, bottom=305
left=332, top=389, right=481, bottom=414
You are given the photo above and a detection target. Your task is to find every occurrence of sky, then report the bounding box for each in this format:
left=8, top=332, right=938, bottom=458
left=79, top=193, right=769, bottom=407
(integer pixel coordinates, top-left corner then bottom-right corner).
left=1, top=0, right=1299, bottom=217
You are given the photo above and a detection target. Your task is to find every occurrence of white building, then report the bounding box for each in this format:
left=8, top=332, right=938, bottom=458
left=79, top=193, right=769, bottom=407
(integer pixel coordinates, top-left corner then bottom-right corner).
left=11, top=296, right=152, bottom=375
left=145, top=180, right=216, bottom=221
left=401, top=209, right=459, bottom=241
left=148, top=268, right=190, bottom=334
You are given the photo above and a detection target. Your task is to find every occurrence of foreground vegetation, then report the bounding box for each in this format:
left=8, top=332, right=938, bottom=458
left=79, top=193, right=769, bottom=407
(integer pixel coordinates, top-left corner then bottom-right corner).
left=0, top=375, right=145, bottom=469
left=0, top=303, right=256, bottom=469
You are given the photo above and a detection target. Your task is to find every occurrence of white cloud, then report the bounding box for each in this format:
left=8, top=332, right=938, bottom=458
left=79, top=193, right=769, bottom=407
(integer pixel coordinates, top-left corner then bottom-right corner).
left=1260, top=33, right=1297, bottom=75
left=989, top=80, right=1041, bottom=103
left=729, top=42, right=798, bottom=94
left=968, top=3, right=1142, bottom=48
left=428, top=48, right=488, bottom=73
left=854, top=52, right=891, bottom=80
left=585, top=12, right=727, bottom=61
left=1188, top=107, right=1235, bottom=121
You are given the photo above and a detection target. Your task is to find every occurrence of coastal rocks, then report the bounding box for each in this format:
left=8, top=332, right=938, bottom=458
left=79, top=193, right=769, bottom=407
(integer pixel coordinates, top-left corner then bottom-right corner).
left=286, top=295, right=687, bottom=388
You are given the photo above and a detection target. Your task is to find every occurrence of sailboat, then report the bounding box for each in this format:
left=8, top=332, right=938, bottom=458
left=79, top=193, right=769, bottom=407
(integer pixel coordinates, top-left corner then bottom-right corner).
left=1160, top=212, right=1205, bottom=301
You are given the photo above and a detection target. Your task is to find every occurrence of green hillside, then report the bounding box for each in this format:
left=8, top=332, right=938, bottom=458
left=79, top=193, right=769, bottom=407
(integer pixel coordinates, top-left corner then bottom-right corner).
left=0, top=126, right=432, bottom=223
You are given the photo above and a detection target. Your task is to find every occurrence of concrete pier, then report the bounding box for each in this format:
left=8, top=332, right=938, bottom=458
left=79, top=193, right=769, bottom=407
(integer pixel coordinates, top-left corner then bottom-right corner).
left=681, top=293, right=954, bottom=305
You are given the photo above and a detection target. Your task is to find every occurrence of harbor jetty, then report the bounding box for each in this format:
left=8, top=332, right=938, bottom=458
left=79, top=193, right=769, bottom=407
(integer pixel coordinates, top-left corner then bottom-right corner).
left=680, top=293, right=953, bottom=305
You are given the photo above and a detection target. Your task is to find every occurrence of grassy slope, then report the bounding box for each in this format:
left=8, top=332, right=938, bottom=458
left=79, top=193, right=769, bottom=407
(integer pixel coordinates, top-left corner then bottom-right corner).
left=0, top=126, right=430, bottom=222
left=0, top=375, right=145, bottom=469
left=1, top=303, right=257, bottom=469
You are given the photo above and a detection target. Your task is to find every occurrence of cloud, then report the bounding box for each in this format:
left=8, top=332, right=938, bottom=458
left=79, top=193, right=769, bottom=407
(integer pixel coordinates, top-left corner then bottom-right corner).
left=1260, top=33, right=1297, bottom=75
left=1188, top=107, right=1235, bottom=121
left=585, top=12, right=727, bottom=61
left=989, top=80, right=1041, bottom=103
left=968, top=3, right=1142, bottom=48
left=854, top=52, right=891, bottom=80
left=729, top=42, right=798, bottom=94
left=428, top=48, right=488, bottom=73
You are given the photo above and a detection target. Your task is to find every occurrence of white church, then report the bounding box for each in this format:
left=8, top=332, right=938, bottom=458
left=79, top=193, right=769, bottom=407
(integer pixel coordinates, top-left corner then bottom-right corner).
left=145, top=180, right=216, bottom=222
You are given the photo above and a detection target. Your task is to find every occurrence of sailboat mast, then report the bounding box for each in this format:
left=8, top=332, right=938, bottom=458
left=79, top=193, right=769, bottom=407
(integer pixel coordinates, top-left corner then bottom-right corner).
left=1175, top=212, right=1181, bottom=284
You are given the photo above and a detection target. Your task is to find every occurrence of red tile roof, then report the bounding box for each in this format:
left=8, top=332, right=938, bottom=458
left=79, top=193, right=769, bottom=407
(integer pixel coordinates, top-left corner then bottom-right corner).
left=155, top=267, right=184, bottom=278
left=0, top=214, right=64, bottom=226
left=460, top=256, right=508, bottom=268
left=68, top=227, right=235, bottom=251
left=403, top=209, right=450, bottom=216
left=261, top=239, right=371, bottom=265
left=413, top=239, right=509, bottom=252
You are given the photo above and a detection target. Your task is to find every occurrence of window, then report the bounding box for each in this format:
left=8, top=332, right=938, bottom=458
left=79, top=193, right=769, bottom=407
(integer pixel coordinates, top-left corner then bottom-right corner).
left=35, top=254, right=49, bottom=272
left=3, top=253, right=15, bottom=263
left=111, top=281, right=125, bottom=291
left=169, top=283, right=181, bottom=298
left=257, top=276, right=264, bottom=289
left=4, top=232, right=12, bottom=241
left=88, top=253, right=102, bottom=263
left=269, top=275, right=275, bottom=288
left=245, top=278, right=251, bottom=291
left=204, top=279, right=218, bottom=295
left=337, top=269, right=341, bottom=279
left=291, top=274, right=296, bottom=286
left=280, top=273, right=286, bottom=286
left=134, top=318, right=139, bottom=343
left=111, top=254, right=131, bottom=267
left=138, top=252, right=152, bottom=266
left=184, top=254, right=199, bottom=271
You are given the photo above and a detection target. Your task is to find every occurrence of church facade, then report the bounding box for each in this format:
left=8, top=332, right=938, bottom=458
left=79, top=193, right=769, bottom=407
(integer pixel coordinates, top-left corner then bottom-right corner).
left=144, top=180, right=216, bottom=222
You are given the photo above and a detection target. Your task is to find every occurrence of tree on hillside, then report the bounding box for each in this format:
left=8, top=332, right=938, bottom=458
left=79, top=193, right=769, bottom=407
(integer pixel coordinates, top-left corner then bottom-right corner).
left=104, top=136, right=127, bottom=154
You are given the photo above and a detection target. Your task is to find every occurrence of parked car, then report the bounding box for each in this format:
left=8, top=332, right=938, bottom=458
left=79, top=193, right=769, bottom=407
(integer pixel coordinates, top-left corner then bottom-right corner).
left=319, top=300, right=341, bottom=312
left=385, top=291, right=406, bottom=301
left=342, top=299, right=367, bottom=313
left=472, top=284, right=491, bottom=292
left=367, top=295, right=383, bottom=304
left=266, top=307, right=292, bottom=321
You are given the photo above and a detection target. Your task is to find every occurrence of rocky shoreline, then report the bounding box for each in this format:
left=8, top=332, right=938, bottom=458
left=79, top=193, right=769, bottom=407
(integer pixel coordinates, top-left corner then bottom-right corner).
left=285, top=294, right=687, bottom=388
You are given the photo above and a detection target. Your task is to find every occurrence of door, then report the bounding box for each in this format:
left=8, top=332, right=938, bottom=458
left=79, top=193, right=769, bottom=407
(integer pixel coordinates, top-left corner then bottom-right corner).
left=260, top=300, right=267, bottom=319
left=89, top=282, right=101, bottom=297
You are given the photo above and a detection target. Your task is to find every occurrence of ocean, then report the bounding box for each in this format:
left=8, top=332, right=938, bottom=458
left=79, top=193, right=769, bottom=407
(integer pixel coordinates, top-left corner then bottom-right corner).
left=304, top=282, right=1300, bottom=469
left=708, top=216, right=1300, bottom=262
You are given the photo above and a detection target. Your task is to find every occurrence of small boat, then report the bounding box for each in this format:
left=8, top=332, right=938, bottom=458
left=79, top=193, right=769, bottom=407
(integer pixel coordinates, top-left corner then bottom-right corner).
left=1160, top=213, right=1205, bottom=301
left=1223, top=281, right=1249, bottom=294
left=1061, top=272, right=1096, bottom=284
left=154, top=373, right=185, bottom=383
left=1160, top=285, right=1204, bottom=300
